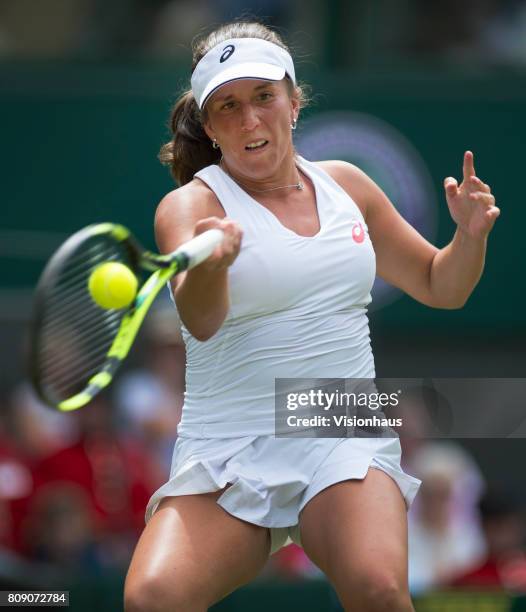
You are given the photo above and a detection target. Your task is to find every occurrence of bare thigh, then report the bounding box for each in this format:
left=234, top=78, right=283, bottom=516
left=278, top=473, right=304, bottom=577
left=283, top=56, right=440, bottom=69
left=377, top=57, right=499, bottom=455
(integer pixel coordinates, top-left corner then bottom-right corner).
left=299, top=468, right=413, bottom=611
left=124, top=488, right=270, bottom=612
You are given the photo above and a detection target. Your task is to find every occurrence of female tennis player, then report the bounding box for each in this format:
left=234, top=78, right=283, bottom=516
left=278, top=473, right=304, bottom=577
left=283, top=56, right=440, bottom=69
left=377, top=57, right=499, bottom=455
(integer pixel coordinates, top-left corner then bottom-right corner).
left=124, top=22, right=499, bottom=612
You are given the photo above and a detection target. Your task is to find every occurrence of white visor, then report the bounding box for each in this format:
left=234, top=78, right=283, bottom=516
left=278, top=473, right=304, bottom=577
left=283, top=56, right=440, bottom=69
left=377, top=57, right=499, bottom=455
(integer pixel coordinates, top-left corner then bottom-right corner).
left=191, top=37, right=296, bottom=110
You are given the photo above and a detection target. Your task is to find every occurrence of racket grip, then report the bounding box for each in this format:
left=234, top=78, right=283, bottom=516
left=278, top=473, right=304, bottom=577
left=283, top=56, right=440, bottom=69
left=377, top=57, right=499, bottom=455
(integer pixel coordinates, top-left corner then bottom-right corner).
left=177, top=229, right=224, bottom=270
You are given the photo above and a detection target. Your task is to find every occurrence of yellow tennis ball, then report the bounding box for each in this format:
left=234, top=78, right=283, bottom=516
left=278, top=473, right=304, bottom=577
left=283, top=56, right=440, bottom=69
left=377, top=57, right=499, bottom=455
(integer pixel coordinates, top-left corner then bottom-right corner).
left=88, top=262, right=138, bottom=310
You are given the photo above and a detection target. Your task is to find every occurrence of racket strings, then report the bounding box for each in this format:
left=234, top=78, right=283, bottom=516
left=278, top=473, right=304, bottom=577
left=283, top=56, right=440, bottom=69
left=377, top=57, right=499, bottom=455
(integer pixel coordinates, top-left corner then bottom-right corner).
left=54, top=245, right=119, bottom=285
left=39, top=322, right=120, bottom=398
left=41, top=322, right=123, bottom=382
left=41, top=297, right=122, bottom=336
left=41, top=316, right=121, bottom=379
left=36, top=235, right=136, bottom=403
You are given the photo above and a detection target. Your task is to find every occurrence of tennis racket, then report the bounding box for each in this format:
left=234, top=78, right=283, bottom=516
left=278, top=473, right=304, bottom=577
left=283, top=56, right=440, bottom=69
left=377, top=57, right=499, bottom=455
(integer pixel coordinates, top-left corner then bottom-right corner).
left=29, top=223, right=223, bottom=411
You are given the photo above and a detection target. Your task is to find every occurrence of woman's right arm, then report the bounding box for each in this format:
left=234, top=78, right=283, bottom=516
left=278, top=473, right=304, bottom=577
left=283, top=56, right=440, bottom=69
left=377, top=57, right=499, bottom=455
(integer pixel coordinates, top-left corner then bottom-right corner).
left=154, top=180, right=243, bottom=341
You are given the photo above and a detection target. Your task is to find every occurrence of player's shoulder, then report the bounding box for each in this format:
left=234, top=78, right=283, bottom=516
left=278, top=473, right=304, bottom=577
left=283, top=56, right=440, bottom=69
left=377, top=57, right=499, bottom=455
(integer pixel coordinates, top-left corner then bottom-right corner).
left=314, top=159, right=368, bottom=185
left=154, top=177, right=225, bottom=252
left=313, top=160, right=372, bottom=217
left=155, top=176, right=224, bottom=227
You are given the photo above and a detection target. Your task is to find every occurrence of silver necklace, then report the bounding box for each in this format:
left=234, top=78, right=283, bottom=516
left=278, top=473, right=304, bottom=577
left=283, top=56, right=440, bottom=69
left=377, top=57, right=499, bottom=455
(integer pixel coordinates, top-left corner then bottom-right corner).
left=219, top=160, right=304, bottom=193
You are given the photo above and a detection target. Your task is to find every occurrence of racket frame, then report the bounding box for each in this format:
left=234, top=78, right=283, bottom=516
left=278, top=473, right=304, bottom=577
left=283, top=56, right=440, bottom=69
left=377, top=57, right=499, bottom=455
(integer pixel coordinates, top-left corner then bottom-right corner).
left=30, top=222, right=221, bottom=411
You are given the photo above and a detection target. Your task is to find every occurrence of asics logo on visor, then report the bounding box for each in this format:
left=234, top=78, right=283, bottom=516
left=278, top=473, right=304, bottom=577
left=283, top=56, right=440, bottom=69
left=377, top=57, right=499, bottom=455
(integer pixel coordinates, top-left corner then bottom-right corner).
left=220, top=45, right=235, bottom=63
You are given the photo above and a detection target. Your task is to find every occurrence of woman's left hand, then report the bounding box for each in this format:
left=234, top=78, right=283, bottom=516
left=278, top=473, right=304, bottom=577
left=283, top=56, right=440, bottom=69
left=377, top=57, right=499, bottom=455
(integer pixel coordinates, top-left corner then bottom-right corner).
left=444, top=151, right=500, bottom=240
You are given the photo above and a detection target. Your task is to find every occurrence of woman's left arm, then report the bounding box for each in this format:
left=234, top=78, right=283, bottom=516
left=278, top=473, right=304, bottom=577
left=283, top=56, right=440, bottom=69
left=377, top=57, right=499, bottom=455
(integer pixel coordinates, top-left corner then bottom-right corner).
left=429, top=151, right=500, bottom=307
left=323, top=151, right=500, bottom=309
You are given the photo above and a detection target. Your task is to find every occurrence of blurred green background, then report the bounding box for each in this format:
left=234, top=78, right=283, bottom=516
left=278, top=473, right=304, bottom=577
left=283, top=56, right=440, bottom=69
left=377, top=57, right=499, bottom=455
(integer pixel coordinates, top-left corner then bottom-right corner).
left=2, top=66, right=524, bottom=329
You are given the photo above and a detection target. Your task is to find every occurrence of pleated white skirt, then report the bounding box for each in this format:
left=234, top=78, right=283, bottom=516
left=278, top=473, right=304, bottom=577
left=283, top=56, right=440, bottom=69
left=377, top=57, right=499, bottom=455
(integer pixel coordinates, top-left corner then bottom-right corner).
left=146, top=435, right=421, bottom=555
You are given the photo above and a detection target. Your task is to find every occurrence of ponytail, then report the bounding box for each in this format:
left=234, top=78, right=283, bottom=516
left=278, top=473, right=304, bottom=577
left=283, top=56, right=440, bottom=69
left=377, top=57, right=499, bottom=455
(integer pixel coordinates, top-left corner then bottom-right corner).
left=158, top=89, right=221, bottom=186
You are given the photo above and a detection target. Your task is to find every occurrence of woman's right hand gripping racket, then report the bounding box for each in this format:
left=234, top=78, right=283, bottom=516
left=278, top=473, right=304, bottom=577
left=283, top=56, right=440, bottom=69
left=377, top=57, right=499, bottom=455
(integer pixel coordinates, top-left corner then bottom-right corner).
left=29, top=223, right=223, bottom=411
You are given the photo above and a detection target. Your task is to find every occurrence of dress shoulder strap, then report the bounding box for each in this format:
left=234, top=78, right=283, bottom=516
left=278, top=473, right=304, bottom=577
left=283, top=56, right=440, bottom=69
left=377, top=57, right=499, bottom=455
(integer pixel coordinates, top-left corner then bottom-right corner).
left=193, top=164, right=280, bottom=230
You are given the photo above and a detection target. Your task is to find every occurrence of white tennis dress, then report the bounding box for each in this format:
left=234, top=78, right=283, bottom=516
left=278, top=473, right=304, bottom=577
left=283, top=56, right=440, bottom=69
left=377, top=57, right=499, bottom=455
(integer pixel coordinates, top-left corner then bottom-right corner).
left=146, top=156, right=421, bottom=554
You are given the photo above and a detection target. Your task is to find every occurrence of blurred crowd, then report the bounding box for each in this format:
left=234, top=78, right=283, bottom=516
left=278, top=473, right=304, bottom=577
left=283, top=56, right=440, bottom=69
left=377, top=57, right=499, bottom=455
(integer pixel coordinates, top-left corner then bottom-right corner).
left=1, top=297, right=526, bottom=597
left=1, top=0, right=526, bottom=68
left=0, top=299, right=183, bottom=585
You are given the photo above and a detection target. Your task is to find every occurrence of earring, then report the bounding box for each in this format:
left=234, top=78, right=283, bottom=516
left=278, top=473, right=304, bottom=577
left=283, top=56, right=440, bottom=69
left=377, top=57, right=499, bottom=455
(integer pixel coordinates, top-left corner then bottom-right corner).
left=212, top=138, right=219, bottom=149
left=291, top=118, right=297, bottom=130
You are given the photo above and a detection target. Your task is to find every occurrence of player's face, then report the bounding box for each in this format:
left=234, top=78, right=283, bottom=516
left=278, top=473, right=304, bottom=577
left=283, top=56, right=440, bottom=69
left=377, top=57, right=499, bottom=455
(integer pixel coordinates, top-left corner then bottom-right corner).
left=203, top=78, right=299, bottom=181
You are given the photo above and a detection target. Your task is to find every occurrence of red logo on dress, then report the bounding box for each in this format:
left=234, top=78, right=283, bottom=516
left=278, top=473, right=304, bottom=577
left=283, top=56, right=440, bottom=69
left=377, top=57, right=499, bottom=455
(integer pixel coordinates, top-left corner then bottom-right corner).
left=352, top=221, right=365, bottom=243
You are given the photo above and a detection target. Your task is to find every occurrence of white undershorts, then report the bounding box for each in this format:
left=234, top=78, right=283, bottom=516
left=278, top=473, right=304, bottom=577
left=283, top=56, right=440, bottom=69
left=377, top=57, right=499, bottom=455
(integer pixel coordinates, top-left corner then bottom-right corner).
left=146, top=435, right=421, bottom=555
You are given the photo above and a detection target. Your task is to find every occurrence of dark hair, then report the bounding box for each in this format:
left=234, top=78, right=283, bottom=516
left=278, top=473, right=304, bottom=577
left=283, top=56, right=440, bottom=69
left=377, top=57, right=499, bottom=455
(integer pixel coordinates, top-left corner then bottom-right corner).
left=158, top=21, right=308, bottom=186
